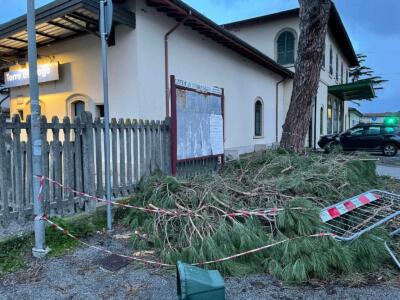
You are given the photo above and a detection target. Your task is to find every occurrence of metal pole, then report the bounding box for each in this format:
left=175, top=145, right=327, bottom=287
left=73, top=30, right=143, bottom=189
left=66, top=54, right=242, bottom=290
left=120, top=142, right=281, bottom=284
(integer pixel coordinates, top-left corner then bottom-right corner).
left=100, top=0, right=112, bottom=231
left=27, top=0, right=47, bottom=258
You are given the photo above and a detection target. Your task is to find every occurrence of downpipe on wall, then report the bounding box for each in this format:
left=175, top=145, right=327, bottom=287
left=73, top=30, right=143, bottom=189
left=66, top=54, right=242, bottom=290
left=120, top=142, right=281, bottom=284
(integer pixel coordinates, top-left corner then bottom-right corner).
left=164, top=11, right=192, bottom=117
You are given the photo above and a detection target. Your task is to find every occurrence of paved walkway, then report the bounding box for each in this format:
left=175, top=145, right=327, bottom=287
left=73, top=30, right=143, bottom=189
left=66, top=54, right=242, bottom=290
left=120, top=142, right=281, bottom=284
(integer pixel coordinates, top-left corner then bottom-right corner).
left=377, top=165, right=400, bottom=179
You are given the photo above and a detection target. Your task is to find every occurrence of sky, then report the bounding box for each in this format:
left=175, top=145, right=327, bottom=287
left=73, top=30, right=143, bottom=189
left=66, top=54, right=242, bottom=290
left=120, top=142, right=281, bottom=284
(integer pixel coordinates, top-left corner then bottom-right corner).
left=1, top=0, right=399, bottom=113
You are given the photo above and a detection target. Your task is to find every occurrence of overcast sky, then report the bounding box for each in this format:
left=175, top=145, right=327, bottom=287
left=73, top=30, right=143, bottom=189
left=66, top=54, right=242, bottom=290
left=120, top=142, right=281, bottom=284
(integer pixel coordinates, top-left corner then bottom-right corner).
left=1, top=0, right=399, bottom=113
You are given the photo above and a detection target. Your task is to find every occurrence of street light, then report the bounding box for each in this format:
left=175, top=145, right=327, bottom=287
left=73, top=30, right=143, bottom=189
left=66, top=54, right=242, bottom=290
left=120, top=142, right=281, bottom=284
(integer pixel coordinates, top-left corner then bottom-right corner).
left=100, top=0, right=113, bottom=230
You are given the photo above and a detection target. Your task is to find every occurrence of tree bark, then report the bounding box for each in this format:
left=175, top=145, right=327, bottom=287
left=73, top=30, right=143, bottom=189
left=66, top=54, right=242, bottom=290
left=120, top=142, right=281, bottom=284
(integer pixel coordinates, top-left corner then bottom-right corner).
left=280, top=0, right=331, bottom=152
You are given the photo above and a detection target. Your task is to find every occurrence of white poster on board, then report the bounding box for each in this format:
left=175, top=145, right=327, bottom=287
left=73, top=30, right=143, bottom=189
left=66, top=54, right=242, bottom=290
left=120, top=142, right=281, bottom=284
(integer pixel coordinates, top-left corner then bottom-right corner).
left=209, top=114, right=224, bottom=155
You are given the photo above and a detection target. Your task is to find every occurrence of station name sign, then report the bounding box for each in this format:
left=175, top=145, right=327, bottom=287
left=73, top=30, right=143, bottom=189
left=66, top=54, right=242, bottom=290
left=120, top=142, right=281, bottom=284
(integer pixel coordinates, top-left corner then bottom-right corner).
left=4, top=62, right=59, bottom=88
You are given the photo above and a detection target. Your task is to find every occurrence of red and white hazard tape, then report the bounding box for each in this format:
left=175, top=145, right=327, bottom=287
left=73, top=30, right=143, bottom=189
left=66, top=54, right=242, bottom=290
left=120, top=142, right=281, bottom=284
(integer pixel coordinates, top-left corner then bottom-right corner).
left=39, top=214, right=333, bottom=268
left=37, top=175, right=45, bottom=202
left=35, top=175, right=309, bottom=219
left=320, top=191, right=381, bottom=222
left=35, top=175, right=183, bottom=217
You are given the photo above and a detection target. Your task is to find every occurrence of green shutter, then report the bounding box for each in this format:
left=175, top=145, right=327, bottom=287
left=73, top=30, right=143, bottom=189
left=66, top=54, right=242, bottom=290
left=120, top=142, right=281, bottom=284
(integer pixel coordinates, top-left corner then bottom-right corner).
left=277, top=31, right=295, bottom=65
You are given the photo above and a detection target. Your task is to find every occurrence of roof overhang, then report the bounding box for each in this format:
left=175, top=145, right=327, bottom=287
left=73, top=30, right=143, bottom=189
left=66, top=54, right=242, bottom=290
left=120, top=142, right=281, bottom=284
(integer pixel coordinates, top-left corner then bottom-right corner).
left=146, top=0, right=294, bottom=78
left=0, top=0, right=135, bottom=64
left=328, top=79, right=375, bottom=101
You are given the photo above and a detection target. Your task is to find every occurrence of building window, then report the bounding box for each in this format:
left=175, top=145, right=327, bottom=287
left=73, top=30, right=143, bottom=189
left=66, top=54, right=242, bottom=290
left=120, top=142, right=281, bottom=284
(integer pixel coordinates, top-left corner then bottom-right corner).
left=340, top=62, right=344, bottom=84
left=339, top=101, right=344, bottom=132
left=329, top=46, right=333, bottom=75
left=335, top=54, right=339, bottom=81
left=327, top=97, right=333, bottom=134
left=332, top=99, right=338, bottom=133
left=71, top=100, right=85, bottom=118
left=346, top=69, right=349, bottom=83
left=254, top=98, right=263, bottom=137
left=17, top=109, right=24, bottom=121
left=320, top=107, right=324, bottom=135
left=96, top=104, right=105, bottom=118
left=276, top=30, right=295, bottom=65
left=66, top=94, right=89, bottom=119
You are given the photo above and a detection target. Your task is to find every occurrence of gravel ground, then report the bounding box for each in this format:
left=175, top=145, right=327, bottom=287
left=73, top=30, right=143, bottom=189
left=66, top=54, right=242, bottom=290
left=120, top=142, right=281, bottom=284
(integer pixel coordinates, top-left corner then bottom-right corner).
left=1, top=229, right=400, bottom=300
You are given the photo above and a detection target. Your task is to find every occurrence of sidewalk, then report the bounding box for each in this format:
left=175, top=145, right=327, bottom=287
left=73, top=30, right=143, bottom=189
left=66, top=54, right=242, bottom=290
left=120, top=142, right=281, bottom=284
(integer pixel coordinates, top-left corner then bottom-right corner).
left=377, top=164, right=400, bottom=179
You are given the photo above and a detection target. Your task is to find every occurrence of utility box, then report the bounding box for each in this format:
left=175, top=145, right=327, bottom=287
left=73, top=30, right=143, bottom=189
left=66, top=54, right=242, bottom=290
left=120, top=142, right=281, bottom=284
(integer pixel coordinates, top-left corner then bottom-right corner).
left=177, top=261, right=225, bottom=300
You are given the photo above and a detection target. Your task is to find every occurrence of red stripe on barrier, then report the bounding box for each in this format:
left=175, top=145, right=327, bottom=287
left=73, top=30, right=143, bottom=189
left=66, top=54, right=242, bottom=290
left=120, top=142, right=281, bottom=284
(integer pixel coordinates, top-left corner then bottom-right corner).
left=344, top=201, right=356, bottom=211
left=358, top=195, right=371, bottom=204
left=328, top=207, right=341, bottom=219
left=373, top=193, right=381, bottom=200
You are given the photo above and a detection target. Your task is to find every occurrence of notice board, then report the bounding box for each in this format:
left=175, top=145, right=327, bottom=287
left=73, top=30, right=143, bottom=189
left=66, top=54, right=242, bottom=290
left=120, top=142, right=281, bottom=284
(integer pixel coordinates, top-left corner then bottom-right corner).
left=171, top=77, right=224, bottom=173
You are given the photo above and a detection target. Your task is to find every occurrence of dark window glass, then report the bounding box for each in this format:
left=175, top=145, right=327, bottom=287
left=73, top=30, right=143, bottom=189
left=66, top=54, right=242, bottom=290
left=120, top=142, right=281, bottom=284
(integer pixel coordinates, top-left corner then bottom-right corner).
left=254, top=100, right=263, bottom=137
left=349, top=127, right=364, bottom=136
left=341, top=62, right=344, bottom=84
left=329, top=46, right=333, bottom=75
left=333, top=99, right=338, bottom=134
left=365, top=126, right=381, bottom=136
left=339, top=101, right=344, bottom=132
left=277, top=31, right=295, bottom=65
left=17, top=109, right=24, bottom=121
left=383, top=127, right=395, bottom=134
left=96, top=104, right=105, bottom=118
left=72, top=100, right=85, bottom=118
left=320, top=107, right=324, bottom=135
left=335, top=54, right=339, bottom=81
left=327, top=97, right=333, bottom=134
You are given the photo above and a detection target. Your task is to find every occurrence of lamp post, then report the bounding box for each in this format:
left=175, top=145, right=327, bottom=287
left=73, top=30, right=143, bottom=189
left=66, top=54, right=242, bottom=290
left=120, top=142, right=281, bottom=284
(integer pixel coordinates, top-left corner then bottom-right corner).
left=100, top=0, right=113, bottom=230
left=27, top=0, right=47, bottom=258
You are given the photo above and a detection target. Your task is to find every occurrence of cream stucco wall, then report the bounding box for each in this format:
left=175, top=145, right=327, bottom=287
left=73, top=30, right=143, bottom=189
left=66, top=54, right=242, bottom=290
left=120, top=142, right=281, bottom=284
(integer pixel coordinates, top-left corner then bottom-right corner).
left=8, top=0, right=287, bottom=154
left=226, top=15, right=352, bottom=146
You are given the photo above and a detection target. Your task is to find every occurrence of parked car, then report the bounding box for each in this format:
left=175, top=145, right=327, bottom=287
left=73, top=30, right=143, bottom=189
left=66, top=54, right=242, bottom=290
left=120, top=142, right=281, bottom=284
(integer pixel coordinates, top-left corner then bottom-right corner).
left=318, top=123, right=400, bottom=156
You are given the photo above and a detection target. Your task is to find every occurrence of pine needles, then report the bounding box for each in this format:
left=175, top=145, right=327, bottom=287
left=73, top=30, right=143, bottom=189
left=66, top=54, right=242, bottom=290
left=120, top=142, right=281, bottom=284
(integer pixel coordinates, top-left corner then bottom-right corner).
left=124, top=150, right=392, bottom=281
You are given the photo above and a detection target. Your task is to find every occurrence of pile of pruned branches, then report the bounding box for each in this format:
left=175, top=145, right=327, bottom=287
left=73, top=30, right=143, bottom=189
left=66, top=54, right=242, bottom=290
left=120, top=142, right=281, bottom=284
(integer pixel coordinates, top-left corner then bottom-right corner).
left=124, top=150, right=391, bottom=281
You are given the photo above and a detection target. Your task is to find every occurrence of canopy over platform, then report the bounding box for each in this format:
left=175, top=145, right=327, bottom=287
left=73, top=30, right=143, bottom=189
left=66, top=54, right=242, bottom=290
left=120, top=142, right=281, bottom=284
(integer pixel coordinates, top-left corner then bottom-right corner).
left=328, top=79, right=375, bottom=101
left=0, top=0, right=135, bottom=66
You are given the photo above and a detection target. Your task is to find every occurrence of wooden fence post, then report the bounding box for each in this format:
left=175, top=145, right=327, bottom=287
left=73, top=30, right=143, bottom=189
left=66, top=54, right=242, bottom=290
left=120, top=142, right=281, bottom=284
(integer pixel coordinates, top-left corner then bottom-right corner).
left=125, top=119, right=133, bottom=193
left=51, top=116, right=63, bottom=215
left=62, top=116, right=74, bottom=213
left=163, top=118, right=172, bottom=175
left=111, top=118, right=119, bottom=197
left=12, top=115, right=24, bottom=222
left=82, top=112, right=96, bottom=212
left=94, top=117, right=103, bottom=197
left=118, top=118, right=126, bottom=196
left=0, top=114, right=10, bottom=226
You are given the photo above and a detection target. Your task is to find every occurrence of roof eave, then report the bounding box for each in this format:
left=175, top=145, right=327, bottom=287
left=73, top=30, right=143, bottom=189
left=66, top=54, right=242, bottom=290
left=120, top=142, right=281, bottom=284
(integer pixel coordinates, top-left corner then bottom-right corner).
left=223, top=4, right=359, bottom=68
left=0, top=0, right=135, bottom=40
left=146, top=0, right=293, bottom=78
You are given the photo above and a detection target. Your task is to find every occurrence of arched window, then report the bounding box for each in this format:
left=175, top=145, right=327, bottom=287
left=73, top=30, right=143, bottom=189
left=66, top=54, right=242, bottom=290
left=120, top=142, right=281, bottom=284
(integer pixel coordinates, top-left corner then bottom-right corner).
left=254, top=99, right=263, bottom=137
left=320, top=107, right=324, bottom=135
left=276, top=30, right=295, bottom=65
left=333, top=99, right=338, bottom=134
left=327, top=97, right=333, bottom=134
left=66, top=94, right=89, bottom=118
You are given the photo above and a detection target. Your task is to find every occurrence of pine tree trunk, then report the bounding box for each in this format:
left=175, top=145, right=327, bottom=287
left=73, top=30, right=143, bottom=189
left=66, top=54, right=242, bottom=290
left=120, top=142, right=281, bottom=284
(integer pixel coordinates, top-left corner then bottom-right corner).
left=280, top=0, right=331, bottom=152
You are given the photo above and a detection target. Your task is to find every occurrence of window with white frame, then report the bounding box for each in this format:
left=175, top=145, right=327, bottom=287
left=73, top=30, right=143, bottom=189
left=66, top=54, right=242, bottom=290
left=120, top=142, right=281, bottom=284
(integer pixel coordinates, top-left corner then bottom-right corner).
left=254, top=98, right=263, bottom=137
left=276, top=30, right=295, bottom=65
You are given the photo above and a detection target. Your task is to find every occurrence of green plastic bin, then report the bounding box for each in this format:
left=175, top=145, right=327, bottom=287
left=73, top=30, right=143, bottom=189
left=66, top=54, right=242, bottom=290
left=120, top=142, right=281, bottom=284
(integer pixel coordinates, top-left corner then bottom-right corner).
left=177, top=261, right=225, bottom=300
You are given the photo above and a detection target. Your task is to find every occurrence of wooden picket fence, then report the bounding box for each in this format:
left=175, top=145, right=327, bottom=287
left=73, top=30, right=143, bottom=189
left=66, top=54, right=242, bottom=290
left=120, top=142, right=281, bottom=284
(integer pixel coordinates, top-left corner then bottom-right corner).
left=0, top=112, right=171, bottom=227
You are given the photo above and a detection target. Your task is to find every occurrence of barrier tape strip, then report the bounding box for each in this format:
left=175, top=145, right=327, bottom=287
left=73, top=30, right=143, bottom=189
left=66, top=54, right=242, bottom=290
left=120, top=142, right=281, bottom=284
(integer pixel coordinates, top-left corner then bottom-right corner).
left=34, top=175, right=310, bottom=219
left=39, top=215, right=334, bottom=268
left=38, top=175, right=45, bottom=202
